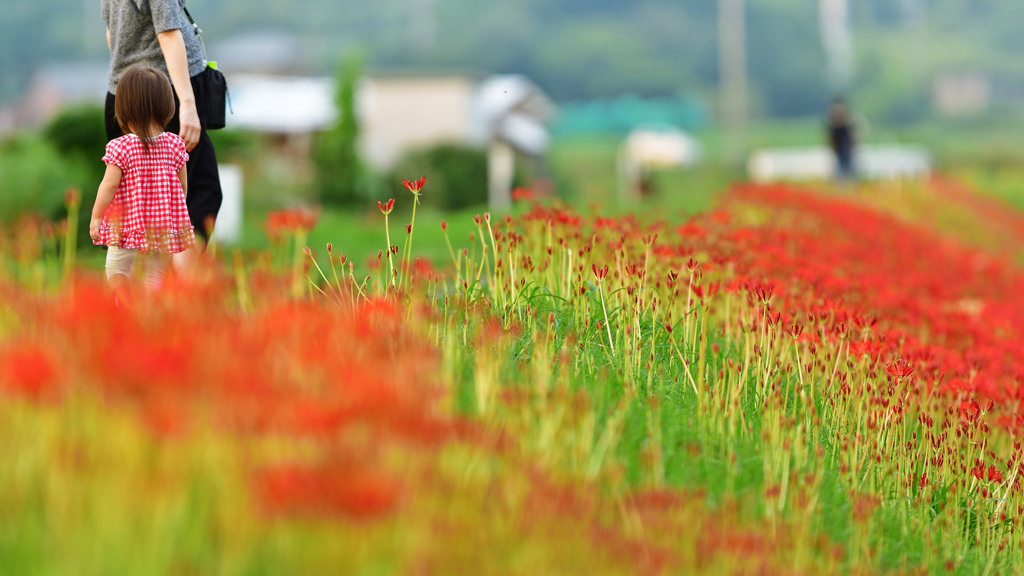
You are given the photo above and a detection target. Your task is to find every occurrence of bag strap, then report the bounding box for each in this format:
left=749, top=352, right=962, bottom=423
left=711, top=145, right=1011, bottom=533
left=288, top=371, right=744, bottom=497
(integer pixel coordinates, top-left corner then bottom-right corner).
left=183, top=7, right=200, bottom=36
left=182, top=7, right=209, bottom=63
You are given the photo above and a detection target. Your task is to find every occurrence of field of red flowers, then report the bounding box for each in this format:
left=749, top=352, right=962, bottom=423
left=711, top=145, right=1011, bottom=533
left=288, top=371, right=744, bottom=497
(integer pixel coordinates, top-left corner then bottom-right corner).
left=2, top=178, right=1024, bottom=575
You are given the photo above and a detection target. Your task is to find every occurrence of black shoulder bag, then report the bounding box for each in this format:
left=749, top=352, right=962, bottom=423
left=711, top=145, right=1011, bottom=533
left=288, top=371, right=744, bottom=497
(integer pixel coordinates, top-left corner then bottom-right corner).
left=183, top=7, right=230, bottom=130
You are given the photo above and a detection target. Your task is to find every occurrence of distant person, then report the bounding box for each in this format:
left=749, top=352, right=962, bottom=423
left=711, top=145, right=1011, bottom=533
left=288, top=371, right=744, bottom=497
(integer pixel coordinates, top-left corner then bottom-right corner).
left=89, top=65, right=195, bottom=296
left=827, top=98, right=856, bottom=182
left=102, top=0, right=221, bottom=246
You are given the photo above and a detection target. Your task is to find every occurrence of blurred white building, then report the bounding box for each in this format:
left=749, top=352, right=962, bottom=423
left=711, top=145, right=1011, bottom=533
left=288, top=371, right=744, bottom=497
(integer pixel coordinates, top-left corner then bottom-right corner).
left=617, top=126, right=701, bottom=202
left=228, top=75, right=336, bottom=134
left=933, top=72, right=992, bottom=117
left=469, top=75, right=556, bottom=208
left=226, top=72, right=556, bottom=208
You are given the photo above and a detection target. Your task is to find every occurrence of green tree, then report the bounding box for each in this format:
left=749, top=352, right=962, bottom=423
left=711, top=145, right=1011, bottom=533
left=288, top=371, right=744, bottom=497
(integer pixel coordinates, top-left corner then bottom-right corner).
left=387, top=144, right=489, bottom=211
left=43, top=104, right=107, bottom=183
left=40, top=104, right=108, bottom=245
left=0, top=135, right=89, bottom=224
left=314, top=53, right=364, bottom=206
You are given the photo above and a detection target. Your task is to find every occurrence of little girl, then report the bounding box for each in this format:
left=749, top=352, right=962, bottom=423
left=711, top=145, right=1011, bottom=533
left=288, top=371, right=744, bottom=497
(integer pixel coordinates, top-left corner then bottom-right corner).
left=90, top=65, right=195, bottom=291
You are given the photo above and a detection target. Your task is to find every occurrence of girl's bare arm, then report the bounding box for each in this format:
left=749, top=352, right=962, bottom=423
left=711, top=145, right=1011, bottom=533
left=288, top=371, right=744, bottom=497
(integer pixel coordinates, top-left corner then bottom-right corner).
left=178, top=164, right=188, bottom=198
left=90, top=164, right=123, bottom=242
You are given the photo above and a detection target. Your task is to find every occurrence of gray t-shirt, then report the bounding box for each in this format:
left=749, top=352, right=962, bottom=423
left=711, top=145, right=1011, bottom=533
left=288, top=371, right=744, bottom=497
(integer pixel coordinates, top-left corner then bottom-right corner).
left=102, top=0, right=206, bottom=94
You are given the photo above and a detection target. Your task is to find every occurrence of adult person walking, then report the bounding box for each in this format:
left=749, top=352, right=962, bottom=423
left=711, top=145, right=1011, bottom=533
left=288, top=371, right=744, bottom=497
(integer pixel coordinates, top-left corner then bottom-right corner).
left=102, top=0, right=222, bottom=247
left=827, top=98, right=856, bottom=183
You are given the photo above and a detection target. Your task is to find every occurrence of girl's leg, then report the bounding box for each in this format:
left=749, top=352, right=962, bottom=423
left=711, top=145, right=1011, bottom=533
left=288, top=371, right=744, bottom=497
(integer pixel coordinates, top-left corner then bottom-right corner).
left=171, top=246, right=198, bottom=280
left=105, top=246, right=135, bottom=284
left=141, top=252, right=169, bottom=292
left=105, top=247, right=136, bottom=304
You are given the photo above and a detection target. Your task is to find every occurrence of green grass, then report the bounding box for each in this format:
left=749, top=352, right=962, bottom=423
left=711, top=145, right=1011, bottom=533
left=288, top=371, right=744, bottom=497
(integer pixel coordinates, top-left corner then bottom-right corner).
left=959, top=165, right=1024, bottom=211
left=238, top=205, right=484, bottom=271
left=547, top=133, right=736, bottom=213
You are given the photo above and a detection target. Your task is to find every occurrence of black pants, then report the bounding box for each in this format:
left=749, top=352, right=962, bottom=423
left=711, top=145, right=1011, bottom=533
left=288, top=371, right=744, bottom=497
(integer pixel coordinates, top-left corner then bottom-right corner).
left=105, top=67, right=223, bottom=241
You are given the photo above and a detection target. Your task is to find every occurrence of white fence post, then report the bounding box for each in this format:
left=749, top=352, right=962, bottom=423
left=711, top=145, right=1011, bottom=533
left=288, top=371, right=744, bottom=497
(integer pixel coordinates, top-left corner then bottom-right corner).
left=212, top=164, right=243, bottom=245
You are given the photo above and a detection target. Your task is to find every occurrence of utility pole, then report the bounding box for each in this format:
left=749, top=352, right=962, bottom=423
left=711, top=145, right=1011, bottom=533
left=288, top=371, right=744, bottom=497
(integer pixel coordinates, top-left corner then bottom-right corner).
left=718, top=0, right=747, bottom=168
left=819, top=0, right=853, bottom=94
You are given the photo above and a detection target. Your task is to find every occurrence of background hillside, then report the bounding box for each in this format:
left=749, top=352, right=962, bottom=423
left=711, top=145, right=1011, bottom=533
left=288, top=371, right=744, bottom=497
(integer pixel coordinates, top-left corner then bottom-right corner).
left=7, top=0, right=1024, bottom=122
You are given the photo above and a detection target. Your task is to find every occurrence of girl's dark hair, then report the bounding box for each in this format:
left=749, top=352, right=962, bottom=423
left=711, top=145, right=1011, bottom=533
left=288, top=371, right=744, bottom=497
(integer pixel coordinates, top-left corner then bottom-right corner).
left=115, top=65, right=175, bottom=150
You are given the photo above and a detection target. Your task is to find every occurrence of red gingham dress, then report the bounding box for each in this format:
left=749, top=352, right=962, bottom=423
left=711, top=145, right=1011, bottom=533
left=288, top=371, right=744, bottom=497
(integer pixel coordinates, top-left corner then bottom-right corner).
left=94, top=133, right=195, bottom=253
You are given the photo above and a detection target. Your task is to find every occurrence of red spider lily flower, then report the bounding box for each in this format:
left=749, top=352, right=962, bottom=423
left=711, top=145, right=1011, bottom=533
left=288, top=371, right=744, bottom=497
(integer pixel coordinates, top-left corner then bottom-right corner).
left=255, top=464, right=401, bottom=519
left=988, top=466, right=1004, bottom=483
left=265, top=208, right=320, bottom=242
left=405, top=223, right=412, bottom=234
left=326, top=242, right=332, bottom=254
left=401, top=176, right=427, bottom=195
left=972, top=463, right=986, bottom=481
left=414, top=257, right=435, bottom=277
left=752, top=284, right=775, bottom=304
left=709, top=209, right=732, bottom=224
left=592, top=264, right=609, bottom=281
left=0, top=344, right=60, bottom=400
left=511, top=187, right=534, bottom=202
left=960, top=400, right=981, bottom=423
left=677, top=222, right=707, bottom=238
left=303, top=246, right=312, bottom=257
left=377, top=198, right=396, bottom=215
left=886, top=359, right=915, bottom=380
left=919, top=473, right=929, bottom=489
